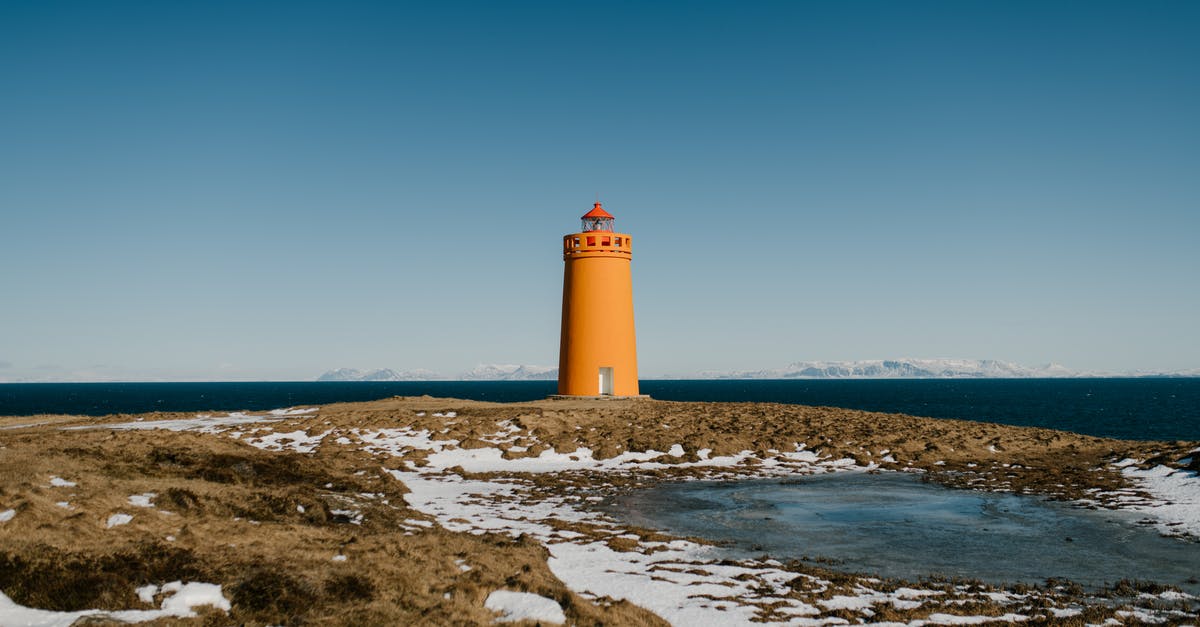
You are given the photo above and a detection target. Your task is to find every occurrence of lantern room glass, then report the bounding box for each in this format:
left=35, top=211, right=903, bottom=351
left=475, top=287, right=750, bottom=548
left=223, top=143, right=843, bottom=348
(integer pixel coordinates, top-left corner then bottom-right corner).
left=582, top=217, right=614, bottom=232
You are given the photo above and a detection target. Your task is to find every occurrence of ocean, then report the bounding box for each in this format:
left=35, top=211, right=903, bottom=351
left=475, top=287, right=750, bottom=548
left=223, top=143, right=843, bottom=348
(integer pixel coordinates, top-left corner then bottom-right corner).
left=1, top=378, right=1197, bottom=442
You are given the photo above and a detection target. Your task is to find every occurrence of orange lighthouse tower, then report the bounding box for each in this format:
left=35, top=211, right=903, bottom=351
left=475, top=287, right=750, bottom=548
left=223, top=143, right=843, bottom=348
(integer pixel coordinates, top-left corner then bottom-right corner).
left=557, top=202, right=640, bottom=396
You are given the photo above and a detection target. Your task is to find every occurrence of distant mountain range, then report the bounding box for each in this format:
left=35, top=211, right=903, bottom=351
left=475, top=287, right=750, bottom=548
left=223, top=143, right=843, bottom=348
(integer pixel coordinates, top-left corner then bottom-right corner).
left=316, top=368, right=444, bottom=382
left=459, top=364, right=558, bottom=380
left=689, top=359, right=1088, bottom=379
left=688, top=358, right=1199, bottom=379
left=317, top=364, right=557, bottom=382
left=317, top=359, right=1198, bottom=382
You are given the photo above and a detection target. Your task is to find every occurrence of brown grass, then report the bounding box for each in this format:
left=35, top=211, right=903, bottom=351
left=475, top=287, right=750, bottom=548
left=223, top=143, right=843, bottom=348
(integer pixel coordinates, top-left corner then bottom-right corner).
left=0, top=420, right=666, bottom=625
left=2, top=395, right=1196, bottom=625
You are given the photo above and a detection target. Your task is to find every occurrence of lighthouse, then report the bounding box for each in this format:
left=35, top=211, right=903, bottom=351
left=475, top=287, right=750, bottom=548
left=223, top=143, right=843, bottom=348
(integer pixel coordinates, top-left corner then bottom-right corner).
left=557, top=202, right=640, bottom=397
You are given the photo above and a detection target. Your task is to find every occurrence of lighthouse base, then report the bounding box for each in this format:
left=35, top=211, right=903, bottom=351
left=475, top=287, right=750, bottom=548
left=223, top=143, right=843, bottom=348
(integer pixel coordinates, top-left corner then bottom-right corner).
left=546, top=395, right=652, bottom=401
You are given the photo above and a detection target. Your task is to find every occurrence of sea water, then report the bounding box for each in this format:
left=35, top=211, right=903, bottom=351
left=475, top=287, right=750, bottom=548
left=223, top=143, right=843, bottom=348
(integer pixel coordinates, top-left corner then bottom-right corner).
left=610, top=471, right=1200, bottom=593
left=1, top=378, right=1198, bottom=440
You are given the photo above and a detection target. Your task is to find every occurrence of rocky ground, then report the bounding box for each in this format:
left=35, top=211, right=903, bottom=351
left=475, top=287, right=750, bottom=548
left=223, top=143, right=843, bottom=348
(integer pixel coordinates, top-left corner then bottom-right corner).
left=1, top=396, right=1197, bottom=625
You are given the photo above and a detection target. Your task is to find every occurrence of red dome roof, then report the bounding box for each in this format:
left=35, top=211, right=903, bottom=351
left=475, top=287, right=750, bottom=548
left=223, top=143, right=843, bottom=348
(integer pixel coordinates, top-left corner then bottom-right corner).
left=580, top=202, right=614, bottom=220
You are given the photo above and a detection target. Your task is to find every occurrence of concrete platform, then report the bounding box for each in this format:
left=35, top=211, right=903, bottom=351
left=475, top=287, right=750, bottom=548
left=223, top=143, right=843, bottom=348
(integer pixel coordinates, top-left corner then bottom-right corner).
left=546, top=395, right=652, bottom=401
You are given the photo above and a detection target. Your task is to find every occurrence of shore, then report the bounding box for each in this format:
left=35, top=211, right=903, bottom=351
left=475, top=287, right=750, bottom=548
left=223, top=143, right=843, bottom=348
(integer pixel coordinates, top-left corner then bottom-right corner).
left=1, top=396, right=1198, bottom=625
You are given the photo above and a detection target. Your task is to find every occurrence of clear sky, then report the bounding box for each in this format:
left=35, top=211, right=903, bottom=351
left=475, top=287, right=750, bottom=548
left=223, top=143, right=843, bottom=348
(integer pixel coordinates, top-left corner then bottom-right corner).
left=1, top=0, right=1197, bottom=381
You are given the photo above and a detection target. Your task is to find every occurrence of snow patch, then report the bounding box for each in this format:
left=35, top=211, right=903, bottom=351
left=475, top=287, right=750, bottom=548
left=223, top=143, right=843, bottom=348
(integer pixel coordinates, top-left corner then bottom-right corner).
left=158, top=582, right=231, bottom=614
left=106, top=513, right=133, bottom=528
left=71, top=412, right=282, bottom=433
left=354, top=425, right=782, bottom=474
left=0, top=421, right=49, bottom=430
left=268, top=407, right=319, bottom=416
left=923, top=612, right=1028, bottom=624
left=128, top=493, right=156, bottom=508
left=549, top=541, right=818, bottom=625
left=484, top=590, right=566, bottom=624
left=136, top=585, right=157, bottom=604
left=1119, top=462, right=1200, bottom=537
left=0, top=581, right=230, bottom=625
left=246, top=429, right=331, bottom=453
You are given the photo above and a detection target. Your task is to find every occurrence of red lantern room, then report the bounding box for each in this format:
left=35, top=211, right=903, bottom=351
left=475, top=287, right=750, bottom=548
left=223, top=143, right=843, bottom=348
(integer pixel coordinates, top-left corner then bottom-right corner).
left=580, top=202, right=614, bottom=232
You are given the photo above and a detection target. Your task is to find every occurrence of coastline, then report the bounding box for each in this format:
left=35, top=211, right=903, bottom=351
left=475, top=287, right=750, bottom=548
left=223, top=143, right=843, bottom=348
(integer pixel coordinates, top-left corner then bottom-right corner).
left=1, top=397, right=1197, bottom=625
left=3, top=378, right=1199, bottom=442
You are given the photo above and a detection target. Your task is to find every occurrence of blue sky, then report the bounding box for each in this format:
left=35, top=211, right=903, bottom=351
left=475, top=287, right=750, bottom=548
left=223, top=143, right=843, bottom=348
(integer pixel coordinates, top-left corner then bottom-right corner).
left=1, top=0, right=1197, bottom=381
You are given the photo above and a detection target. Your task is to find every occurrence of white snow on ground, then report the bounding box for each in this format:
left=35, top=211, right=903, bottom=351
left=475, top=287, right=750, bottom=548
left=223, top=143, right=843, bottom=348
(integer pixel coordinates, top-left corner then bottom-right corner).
left=1119, top=460, right=1200, bottom=537
left=387, top=458, right=865, bottom=625
left=355, top=427, right=475, bottom=459
left=68, top=412, right=283, bottom=432
left=424, top=444, right=752, bottom=474
left=269, top=407, right=319, bottom=416
left=0, top=421, right=49, bottom=430
left=357, top=426, right=829, bottom=474
left=128, top=493, right=156, bottom=507
left=246, top=429, right=331, bottom=453
left=383, top=431, right=865, bottom=625
left=136, top=585, right=157, bottom=603
left=106, top=513, right=133, bottom=528
left=44, top=409, right=1196, bottom=625
left=921, top=613, right=1028, bottom=624
left=1116, top=608, right=1168, bottom=623
left=0, top=582, right=230, bottom=626
left=49, top=476, right=76, bottom=487
left=373, top=423, right=1196, bottom=626
left=158, top=582, right=231, bottom=614
left=0, top=509, right=15, bottom=522
left=330, top=509, right=364, bottom=525
left=548, top=540, right=824, bottom=625
left=1143, top=590, right=1197, bottom=601
left=484, top=590, right=566, bottom=624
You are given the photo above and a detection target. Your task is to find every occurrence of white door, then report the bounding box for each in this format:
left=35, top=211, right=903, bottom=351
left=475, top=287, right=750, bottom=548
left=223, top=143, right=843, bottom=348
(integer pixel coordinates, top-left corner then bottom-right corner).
left=599, top=367, right=613, bottom=395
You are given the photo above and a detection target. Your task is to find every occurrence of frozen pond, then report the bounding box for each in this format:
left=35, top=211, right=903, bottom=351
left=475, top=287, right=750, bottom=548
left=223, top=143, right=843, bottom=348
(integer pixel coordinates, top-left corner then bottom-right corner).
left=610, top=471, right=1200, bottom=594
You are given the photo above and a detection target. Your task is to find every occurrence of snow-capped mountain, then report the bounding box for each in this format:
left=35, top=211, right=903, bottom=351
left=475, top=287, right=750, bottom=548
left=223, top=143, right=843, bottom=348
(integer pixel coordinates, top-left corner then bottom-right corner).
left=316, top=368, right=444, bottom=382
left=316, top=364, right=557, bottom=381
left=459, top=364, right=558, bottom=381
left=692, top=359, right=1104, bottom=380
left=318, top=360, right=1196, bottom=382
left=315, top=368, right=363, bottom=382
